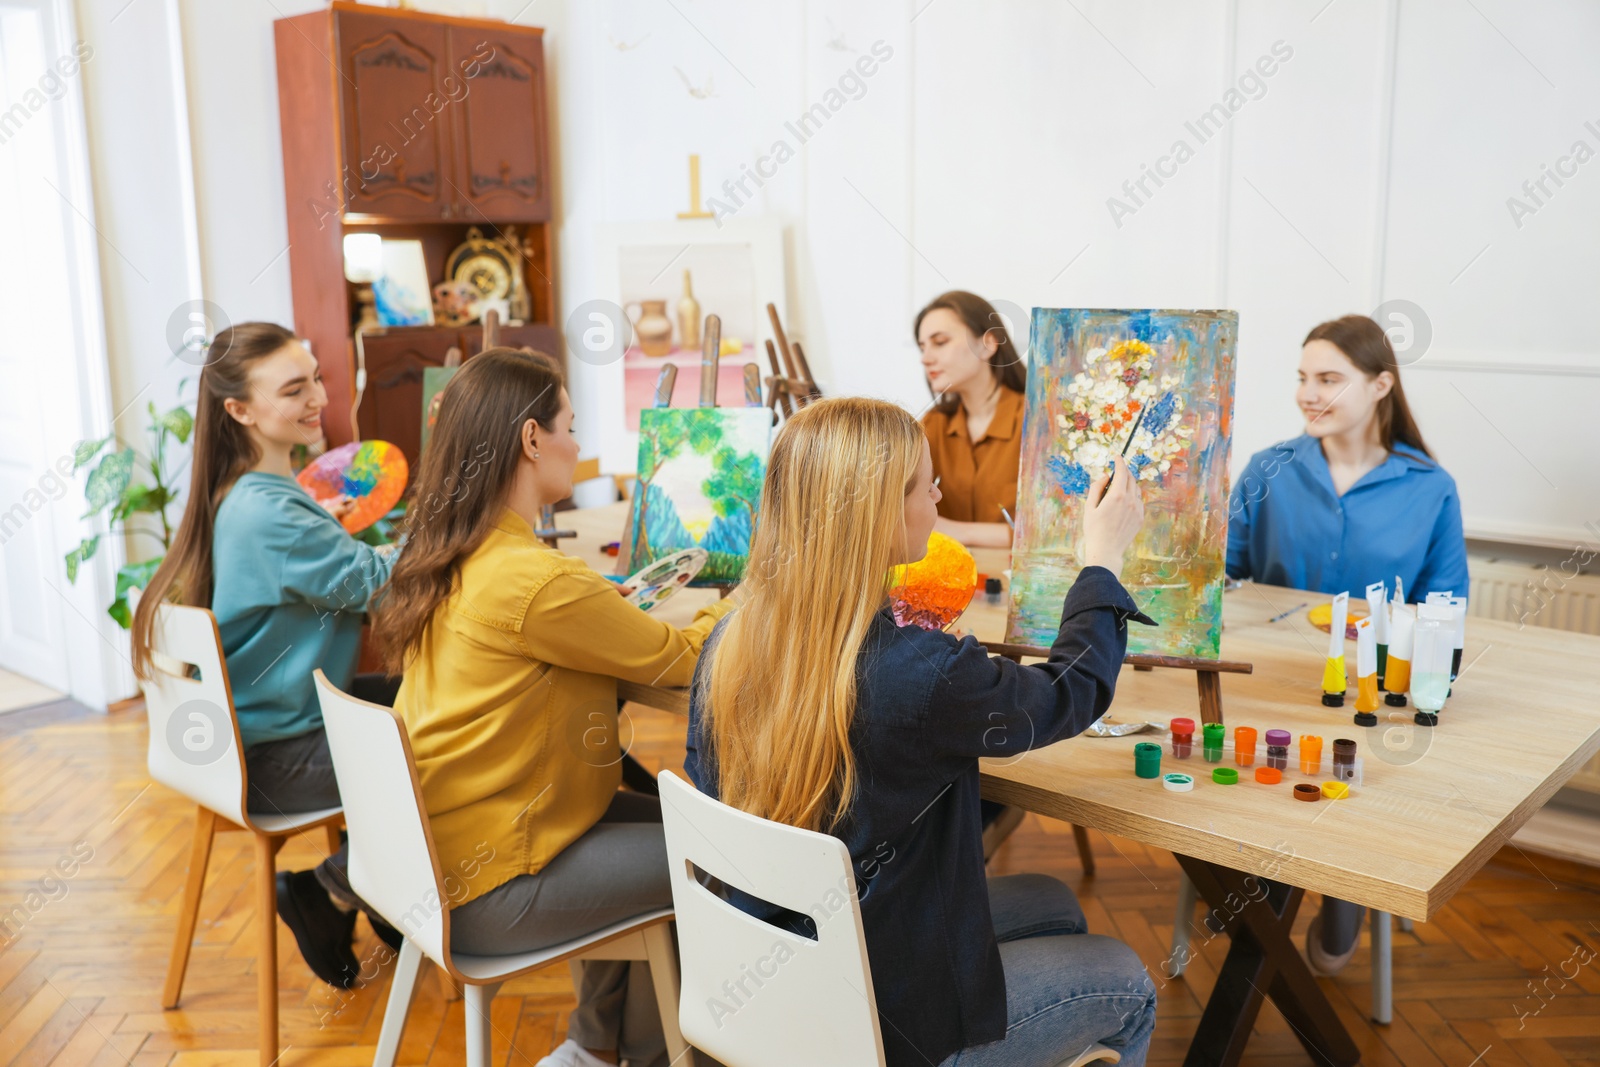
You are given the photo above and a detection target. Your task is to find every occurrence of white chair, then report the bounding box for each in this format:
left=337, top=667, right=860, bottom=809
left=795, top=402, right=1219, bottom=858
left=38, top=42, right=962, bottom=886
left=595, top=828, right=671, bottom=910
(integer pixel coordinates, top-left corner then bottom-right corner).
left=139, top=600, right=344, bottom=1067
left=1167, top=871, right=1413, bottom=1023
left=657, top=771, right=1120, bottom=1067
left=312, top=671, right=691, bottom=1067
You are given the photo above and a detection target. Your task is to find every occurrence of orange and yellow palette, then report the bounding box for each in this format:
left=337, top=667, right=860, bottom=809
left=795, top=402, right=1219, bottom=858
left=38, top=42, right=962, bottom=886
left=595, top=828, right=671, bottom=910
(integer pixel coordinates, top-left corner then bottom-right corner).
left=890, top=531, right=977, bottom=631
left=1007, top=309, right=1238, bottom=659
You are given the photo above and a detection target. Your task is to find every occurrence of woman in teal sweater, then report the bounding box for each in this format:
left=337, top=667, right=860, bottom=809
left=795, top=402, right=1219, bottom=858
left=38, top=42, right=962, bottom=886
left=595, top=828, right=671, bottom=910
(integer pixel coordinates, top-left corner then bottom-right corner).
left=132, top=322, right=396, bottom=989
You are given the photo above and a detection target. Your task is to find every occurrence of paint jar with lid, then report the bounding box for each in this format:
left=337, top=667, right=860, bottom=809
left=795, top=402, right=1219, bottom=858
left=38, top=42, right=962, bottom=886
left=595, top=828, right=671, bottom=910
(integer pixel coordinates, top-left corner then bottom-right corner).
left=1265, top=729, right=1291, bottom=771
left=1299, top=734, right=1323, bottom=775
left=1234, top=726, right=1258, bottom=767
left=1332, top=738, right=1358, bottom=781
left=1170, top=717, right=1195, bottom=759
left=1202, top=722, right=1225, bottom=763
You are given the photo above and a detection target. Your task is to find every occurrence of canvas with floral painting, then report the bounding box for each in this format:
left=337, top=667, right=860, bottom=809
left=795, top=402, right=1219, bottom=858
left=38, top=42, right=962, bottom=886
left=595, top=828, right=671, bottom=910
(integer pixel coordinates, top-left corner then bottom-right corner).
left=1007, top=308, right=1238, bottom=659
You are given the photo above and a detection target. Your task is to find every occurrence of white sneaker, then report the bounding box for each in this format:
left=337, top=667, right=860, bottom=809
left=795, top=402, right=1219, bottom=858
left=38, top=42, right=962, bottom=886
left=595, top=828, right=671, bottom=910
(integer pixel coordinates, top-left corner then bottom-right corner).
left=536, top=1039, right=615, bottom=1067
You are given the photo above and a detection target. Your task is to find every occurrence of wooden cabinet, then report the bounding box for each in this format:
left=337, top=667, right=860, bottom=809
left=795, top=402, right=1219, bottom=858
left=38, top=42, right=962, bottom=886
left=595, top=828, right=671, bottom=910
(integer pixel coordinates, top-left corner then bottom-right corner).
left=461, top=322, right=560, bottom=360
left=354, top=331, right=456, bottom=470
left=356, top=324, right=564, bottom=473
left=451, top=29, right=550, bottom=222
left=335, top=12, right=451, bottom=219
left=274, top=3, right=558, bottom=446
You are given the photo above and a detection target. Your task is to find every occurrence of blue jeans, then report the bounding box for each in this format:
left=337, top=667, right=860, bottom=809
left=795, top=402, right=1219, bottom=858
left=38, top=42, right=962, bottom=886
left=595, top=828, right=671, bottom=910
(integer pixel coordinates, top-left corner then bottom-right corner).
left=941, top=874, right=1157, bottom=1067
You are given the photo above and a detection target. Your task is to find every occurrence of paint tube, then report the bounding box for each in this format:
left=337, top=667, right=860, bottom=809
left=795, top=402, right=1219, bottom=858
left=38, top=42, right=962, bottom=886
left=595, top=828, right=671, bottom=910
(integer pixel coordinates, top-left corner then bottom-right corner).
left=1366, top=580, right=1389, bottom=687
left=1384, top=604, right=1415, bottom=707
left=1426, top=591, right=1467, bottom=679
left=1411, top=603, right=1455, bottom=723
left=1354, top=616, right=1380, bottom=725
left=1321, top=591, right=1349, bottom=707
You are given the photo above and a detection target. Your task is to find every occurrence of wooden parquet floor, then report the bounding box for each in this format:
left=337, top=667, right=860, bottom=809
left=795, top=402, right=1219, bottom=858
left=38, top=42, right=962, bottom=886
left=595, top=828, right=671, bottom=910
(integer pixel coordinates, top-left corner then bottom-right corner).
left=3, top=698, right=1600, bottom=1066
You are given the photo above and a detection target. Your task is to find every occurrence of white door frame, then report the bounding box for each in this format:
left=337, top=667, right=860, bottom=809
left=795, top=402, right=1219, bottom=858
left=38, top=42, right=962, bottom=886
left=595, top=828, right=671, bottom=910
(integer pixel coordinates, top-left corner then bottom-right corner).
left=0, top=0, right=129, bottom=710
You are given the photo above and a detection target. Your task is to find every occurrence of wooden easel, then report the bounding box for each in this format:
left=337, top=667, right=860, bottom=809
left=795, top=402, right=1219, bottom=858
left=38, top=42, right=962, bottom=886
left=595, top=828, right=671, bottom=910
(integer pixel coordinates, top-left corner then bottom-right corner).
left=615, top=313, right=754, bottom=597
left=763, top=303, right=819, bottom=423
left=983, top=642, right=1253, bottom=725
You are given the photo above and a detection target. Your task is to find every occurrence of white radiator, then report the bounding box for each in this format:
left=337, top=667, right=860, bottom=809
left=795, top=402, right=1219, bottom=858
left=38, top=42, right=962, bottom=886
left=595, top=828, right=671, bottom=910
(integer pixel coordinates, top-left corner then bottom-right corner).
left=1467, top=554, right=1600, bottom=793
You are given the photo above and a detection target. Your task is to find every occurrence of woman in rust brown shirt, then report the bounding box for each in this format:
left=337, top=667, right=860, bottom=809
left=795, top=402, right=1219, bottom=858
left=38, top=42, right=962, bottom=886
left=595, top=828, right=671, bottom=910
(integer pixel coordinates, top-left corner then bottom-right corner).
left=916, top=291, right=1027, bottom=549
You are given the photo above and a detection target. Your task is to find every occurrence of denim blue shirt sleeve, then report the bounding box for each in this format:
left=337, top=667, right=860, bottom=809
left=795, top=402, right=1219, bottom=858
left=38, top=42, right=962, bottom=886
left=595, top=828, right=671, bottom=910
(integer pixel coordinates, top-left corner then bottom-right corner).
left=1226, top=435, right=1469, bottom=599
left=211, top=472, right=396, bottom=747
left=684, top=567, right=1154, bottom=1067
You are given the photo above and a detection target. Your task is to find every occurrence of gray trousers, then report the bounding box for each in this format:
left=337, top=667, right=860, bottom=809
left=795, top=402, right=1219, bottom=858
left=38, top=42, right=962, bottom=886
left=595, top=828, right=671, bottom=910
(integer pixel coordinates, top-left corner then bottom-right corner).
left=243, top=673, right=401, bottom=908
left=450, top=791, right=676, bottom=1067
left=1319, top=897, right=1365, bottom=954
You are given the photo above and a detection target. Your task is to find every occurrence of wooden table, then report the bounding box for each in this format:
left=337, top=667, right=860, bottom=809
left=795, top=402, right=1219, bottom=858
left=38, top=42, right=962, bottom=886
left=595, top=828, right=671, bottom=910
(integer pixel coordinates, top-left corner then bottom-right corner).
left=560, top=502, right=1600, bottom=1066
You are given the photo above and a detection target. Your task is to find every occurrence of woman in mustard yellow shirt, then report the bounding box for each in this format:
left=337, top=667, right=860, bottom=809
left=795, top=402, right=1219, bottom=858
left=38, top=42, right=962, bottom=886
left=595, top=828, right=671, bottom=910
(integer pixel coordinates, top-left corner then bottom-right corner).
left=373, top=349, right=735, bottom=1067
left=915, top=291, right=1026, bottom=550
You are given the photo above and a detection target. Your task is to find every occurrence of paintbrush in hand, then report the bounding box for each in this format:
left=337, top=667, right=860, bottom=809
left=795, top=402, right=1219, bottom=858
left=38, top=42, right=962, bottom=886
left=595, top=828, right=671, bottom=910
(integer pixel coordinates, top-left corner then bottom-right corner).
left=1096, top=406, right=1147, bottom=504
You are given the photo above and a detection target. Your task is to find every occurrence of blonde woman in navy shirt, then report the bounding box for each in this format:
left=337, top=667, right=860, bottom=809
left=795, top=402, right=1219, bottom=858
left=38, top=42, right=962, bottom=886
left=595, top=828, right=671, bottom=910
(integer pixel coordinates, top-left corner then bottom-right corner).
left=1227, top=313, right=1468, bottom=974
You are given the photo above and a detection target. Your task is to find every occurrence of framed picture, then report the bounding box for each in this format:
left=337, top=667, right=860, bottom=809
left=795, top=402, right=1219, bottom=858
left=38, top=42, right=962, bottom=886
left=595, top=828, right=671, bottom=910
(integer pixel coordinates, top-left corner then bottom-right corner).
left=372, top=239, right=435, bottom=328
left=588, top=217, right=787, bottom=472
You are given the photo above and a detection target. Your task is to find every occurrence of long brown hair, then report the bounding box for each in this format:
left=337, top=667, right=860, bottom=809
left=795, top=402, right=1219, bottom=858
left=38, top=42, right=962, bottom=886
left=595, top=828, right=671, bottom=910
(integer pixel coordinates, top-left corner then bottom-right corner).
left=373, top=348, right=565, bottom=674
left=130, top=322, right=298, bottom=680
left=1304, top=315, right=1431, bottom=458
left=702, top=397, right=925, bottom=832
left=914, top=290, right=1026, bottom=415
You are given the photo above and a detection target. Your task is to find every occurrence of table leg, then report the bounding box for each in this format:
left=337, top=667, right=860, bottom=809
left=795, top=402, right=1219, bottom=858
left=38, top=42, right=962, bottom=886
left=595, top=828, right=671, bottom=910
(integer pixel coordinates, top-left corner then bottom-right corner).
left=1173, top=853, right=1359, bottom=1067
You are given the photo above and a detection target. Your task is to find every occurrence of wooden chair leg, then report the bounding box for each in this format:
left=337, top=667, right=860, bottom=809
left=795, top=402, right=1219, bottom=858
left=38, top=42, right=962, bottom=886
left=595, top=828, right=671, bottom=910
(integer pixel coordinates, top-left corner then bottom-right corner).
left=437, top=962, right=465, bottom=1002
left=162, top=806, right=218, bottom=1009
left=981, top=805, right=1026, bottom=862
left=642, top=923, right=689, bottom=1064
left=255, top=833, right=285, bottom=1067
left=324, top=822, right=343, bottom=856
left=1072, top=823, right=1097, bottom=876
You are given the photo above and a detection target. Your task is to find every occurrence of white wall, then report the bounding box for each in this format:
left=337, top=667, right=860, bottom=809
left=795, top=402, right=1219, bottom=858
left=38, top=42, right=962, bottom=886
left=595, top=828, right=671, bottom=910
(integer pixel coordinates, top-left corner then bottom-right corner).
left=78, top=0, right=1600, bottom=555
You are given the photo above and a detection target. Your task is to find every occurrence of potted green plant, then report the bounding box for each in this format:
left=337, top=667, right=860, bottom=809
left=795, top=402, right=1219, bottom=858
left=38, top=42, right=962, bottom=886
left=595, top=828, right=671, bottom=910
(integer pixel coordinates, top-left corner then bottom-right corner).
left=63, top=401, right=193, bottom=627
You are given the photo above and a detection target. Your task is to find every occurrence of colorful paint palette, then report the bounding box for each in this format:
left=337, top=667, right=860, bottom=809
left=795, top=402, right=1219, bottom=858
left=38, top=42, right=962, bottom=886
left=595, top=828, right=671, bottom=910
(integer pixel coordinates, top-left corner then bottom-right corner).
left=890, top=532, right=977, bottom=631
left=617, top=548, right=708, bottom=612
left=297, top=440, right=409, bottom=534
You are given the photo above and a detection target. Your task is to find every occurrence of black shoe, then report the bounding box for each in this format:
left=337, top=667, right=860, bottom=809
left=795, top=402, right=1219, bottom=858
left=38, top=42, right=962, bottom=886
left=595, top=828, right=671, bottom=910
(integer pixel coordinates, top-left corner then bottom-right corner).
left=276, top=869, right=360, bottom=988
left=369, top=913, right=405, bottom=953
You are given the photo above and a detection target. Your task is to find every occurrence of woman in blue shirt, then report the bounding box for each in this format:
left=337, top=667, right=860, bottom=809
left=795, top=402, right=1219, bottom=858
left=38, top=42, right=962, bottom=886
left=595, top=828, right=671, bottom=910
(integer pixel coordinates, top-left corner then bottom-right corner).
left=132, top=322, right=398, bottom=990
left=1228, top=314, right=1468, bottom=597
left=1227, top=313, right=1468, bottom=974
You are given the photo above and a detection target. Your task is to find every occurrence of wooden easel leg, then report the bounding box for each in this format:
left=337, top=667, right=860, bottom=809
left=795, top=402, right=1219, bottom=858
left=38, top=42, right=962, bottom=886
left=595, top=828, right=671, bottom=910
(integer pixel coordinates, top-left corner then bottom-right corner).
left=324, top=822, right=343, bottom=856
left=163, top=806, right=218, bottom=1009
left=1071, top=824, right=1097, bottom=876
left=255, top=833, right=286, bottom=1067
left=1197, top=671, right=1224, bottom=725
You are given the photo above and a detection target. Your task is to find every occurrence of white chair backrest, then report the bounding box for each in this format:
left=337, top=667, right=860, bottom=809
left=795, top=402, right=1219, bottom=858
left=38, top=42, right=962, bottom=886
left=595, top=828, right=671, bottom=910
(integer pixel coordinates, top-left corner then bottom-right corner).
left=140, top=601, right=249, bottom=827
left=314, top=670, right=449, bottom=966
left=657, top=771, right=885, bottom=1066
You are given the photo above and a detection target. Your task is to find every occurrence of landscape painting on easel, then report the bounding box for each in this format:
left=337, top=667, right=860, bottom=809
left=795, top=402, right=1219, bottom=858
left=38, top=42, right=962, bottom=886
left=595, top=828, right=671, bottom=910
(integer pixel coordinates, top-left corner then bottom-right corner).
left=626, top=407, right=771, bottom=585
left=1006, top=308, right=1238, bottom=659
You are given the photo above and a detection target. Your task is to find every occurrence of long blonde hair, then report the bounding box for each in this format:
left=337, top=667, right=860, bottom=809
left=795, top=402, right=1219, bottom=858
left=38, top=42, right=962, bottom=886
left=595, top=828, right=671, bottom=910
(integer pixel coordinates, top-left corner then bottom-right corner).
left=702, top=397, right=925, bottom=831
